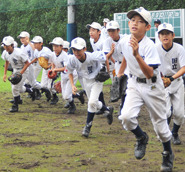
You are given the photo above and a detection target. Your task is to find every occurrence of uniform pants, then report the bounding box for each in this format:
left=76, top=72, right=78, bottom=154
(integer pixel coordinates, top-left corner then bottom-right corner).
left=166, top=78, right=184, bottom=125
left=12, top=69, right=29, bottom=97
left=83, top=78, right=103, bottom=113
left=119, top=77, right=172, bottom=143
left=61, top=74, right=78, bottom=102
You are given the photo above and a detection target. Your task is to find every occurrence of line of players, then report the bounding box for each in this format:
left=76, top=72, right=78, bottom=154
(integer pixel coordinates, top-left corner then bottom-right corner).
left=2, top=7, right=185, bottom=171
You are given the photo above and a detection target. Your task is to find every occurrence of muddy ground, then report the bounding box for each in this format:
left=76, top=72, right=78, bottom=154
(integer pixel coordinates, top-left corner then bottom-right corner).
left=0, top=85, right=184, bottom=172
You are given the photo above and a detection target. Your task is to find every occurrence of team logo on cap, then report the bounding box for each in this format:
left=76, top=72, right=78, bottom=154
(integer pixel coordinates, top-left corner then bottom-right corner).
left=109, top=23, right=112, bottom=26
left=74, top=39, right=78, bottom=44
left=163, top=23, right=167, bottom=28
left=137, top=7, right=142, bottom=12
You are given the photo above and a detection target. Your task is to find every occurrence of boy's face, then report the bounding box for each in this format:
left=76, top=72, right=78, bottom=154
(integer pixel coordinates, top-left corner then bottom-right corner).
left=154, top=23, right=160, bottom=29
left=62, top=48, right=68, bottom=53
left=20, top=37, right=29, bottom=45
left=72, top=48, right=86, bottom=61
left=128, top=15, right=151, bottom=38
left=108, top=29, right=120, bottom=41
left=159, top=30, right=175, bottom=45
left=89, top=27, right=101, bottom=40
left=33, top=42, right=43, bottom=51
left=3, top=44, right=14, bottom=53
left=52, top=44, right=63, bottom=56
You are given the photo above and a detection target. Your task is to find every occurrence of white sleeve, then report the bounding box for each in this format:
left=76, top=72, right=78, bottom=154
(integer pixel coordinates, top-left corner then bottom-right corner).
left=66, top=56, right=75, bottom=74
left=102, top=38, right=111, bottom=53
left=178, top=46, right=185, bottom=68
left=91, top=51, right=106, bottom=62
left=1, top=50, right=6, bottom=60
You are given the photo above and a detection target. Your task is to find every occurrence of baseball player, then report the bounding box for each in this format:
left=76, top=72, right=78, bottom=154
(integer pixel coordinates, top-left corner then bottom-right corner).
left=62, top=41, right=70, bottom=53
left=17, top=31, right=44, bottom=100
left=66, top=37, right=114, bottom=137
left=154, top=19, right=161, bottom=45
left=101, top=18, right=110, bottom=40
left=117, top=7, right=174, bottom=171
left=49, top=37, right=84, bottom=113
left=86, top=21, right=108, bottom=114
left=156, top=23, right=185, bottom=145
left=103, top=20, right=128, bottom=116
left=2, top=36, right=35, bottom=112
left=61, top=39, right=85, bottom=108
left=30, top=36, right=58, bottom=104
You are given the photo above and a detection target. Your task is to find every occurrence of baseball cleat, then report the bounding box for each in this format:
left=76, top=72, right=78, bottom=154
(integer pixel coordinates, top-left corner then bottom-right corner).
left=172, top=133, right=181, bottom=145
left=160, top=151, right=174, bottom=172
left=134, top=132, right=149, bottom=159
left=9, top=99, right=23, bottom=104
left=103, top=106, right=114, bottom=125
left=82, top=122, right=92, bottom=138
left=78, top=91, right=85, bottom=104
left=64, top=102, right=70, bottom=108
left=67, top=104, right=76, bottom=114
left=9, top=104, right=18, bottom=112
left=50, top=94, right=59, bottom=105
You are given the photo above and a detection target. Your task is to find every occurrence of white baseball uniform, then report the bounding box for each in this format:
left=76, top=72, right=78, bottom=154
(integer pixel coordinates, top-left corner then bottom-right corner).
left=21, top=43, right=42, bottom=79
left=101, top=26, right=109, bottom=40
left=34, top=47, right=56, bottom=94
left=50, top=51, right=78, bottom=102
left=4, top=48, right=29, bottom=97
left=118, top=34, right=172, bottom=143
left=67, top=51, right=106, bottom=112
left=103, top=34, right=127, bottom=75
left=156, top=42, right=185, bottom=125
left=90, top=35, right=115, bottom=81
left=20, top=43, right=41, bottom=90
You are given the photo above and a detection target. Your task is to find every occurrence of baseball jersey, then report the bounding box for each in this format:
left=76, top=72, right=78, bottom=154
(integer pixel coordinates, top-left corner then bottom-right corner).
left=103, top=34, right=126, bottom=62
left=120, top=34, right=161, bottom=78
left=20, top=43, right=34, bottom=61
left=34, top=46, right=53, bottom=63
left=50, top=50, right=77, bottom=79
left=4, top=48, right=28, bottom=70
left=1, top=50, right=7, bottom=60
left=90, top=36, right=104, bottom=51
left=155, top=30, right=161, bottom=45
left=156, top=42, right=185, bottom=76
left=101, top=27, right=109, bottom=40
left=67, top=51, right=106, bottom=79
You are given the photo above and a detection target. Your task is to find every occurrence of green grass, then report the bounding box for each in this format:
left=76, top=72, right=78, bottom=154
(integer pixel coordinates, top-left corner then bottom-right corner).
left=0, top=57, right=112, bottom=92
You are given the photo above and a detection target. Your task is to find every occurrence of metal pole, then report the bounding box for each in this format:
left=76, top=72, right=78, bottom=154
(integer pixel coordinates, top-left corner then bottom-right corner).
left=67, top=0, right=77, bottom=48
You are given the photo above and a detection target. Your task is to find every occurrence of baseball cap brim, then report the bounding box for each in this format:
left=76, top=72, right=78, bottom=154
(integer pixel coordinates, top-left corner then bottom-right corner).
left=70, top=45, right=84, bottom=50
left=127, top=10, right=150, bottom=24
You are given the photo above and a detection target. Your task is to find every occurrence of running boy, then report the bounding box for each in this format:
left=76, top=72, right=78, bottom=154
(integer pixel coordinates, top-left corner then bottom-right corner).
left=157, top=23, right=185, bottom=145
left=117, top=7, right=174, bottom=171
left=49, top=37, right=84, bottom=113
left=66, top=37, right=114, bottom=137
left=2, top=36, right=35, bottom=112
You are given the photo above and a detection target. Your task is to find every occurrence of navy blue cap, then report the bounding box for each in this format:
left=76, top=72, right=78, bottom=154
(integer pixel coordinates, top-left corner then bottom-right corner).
left=154, top=19, right=161, bottom=24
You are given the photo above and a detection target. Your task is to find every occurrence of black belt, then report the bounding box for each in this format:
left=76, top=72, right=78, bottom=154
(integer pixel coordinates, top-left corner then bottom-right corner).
left=115, top=61, right=122, bottom=64
left=164, top=75, right=171, bottom=78
left=102, top=62, right=112, bottom=65
left=130, top=74, right=157, bottom=83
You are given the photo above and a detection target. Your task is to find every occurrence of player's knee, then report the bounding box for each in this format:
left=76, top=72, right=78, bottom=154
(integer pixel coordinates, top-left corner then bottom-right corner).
left=88, top=100, right=98, bottom=111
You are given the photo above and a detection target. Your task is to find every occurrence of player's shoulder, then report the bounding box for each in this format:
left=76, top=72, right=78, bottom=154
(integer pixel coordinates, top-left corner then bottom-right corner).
left=119, top=34, right=130, bottom=44
left=173, top=42, right=185, bottom=50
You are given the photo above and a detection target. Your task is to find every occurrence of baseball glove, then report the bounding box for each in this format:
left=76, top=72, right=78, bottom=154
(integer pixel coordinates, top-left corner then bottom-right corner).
left=8, top=72, right=22, bottom=85
left=95, top=66, right=110, bottom=82
left=110, top=75, right=128, bottom=102
left=54, top=81, right=62, bottom=93
left=38, top=56, right=49, bottom=70
left=162, top=77, right=171, bottom=88
left=48, top=69, right=57, bottom=79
